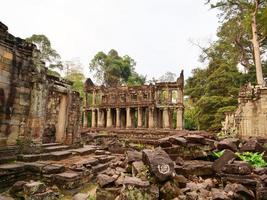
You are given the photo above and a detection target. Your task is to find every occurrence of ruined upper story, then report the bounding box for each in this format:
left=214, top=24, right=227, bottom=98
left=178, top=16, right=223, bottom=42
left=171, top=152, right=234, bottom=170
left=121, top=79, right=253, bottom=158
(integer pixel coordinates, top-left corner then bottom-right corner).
left=84, top=71, right=184, bottom=109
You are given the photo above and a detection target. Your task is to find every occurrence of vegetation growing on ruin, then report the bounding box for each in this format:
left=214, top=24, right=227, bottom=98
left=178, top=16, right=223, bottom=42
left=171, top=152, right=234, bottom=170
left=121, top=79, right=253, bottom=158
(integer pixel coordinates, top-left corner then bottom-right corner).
left=236, top=152, right=267, bottom=168
left=185, top=0, right=267, bottom=132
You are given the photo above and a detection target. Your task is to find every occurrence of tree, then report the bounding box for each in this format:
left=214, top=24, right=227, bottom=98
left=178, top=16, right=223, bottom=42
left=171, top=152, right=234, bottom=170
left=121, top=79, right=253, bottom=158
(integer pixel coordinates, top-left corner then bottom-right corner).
left=26, top=34, right=63, bottom=70
left=64, top=60, right=85, bottom=98
left=184, top=1, right=267, bottom=132
left=158, top=71, right=177, bottom=82
left=207, top=0, right=267, bottom=85
left=89, top=49, right=145, bottom=86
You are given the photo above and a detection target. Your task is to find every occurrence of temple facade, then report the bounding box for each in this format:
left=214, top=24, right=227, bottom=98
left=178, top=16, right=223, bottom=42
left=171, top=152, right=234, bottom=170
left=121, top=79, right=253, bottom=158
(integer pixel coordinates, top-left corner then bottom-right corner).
left=84, top=71, right=184, bottom=130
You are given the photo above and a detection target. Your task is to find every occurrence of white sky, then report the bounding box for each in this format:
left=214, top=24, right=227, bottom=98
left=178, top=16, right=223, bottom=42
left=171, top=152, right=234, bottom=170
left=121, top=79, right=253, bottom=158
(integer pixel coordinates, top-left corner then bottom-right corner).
left=0, top=0, right=219, bottom=80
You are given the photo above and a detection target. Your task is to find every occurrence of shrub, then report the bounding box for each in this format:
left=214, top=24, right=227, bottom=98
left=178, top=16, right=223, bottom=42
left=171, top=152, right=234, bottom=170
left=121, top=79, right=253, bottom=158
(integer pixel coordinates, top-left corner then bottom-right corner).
left=235, top=152, right=267, bottom=168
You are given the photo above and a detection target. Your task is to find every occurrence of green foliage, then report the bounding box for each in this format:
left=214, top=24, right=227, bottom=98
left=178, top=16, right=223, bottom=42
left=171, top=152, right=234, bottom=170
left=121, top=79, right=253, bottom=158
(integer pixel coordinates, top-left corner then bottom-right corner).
left=212, top=150, right=225, bottom=159
left=16, top=137, right=41, bottom=154
left=26, top=34, right=63, bottom=70
left=89, top=49, right=145, bottom=87
left=47, top=69, right=61, bottom=77
left=64, top=60, right=86, bottom=98
left=184, top=99, right=199, bottom=130
left=125, top=186, right=150, bottom=200
left=185, top=0, right=267, bottom=131
left=236, top=152, right=267, bottom=168
left=87, top=196, right=96, bottom=200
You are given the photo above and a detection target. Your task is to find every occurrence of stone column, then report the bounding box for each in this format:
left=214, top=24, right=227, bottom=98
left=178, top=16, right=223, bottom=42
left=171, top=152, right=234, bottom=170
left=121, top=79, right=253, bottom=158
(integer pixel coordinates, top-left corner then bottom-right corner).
left=92, top=90, right=96, bottom=106
left=148, top=107, right=154, bottom=128
left=116, top=108, right=121, bottom=128
left=176, top=107, right=183, bottom=130
left=83, top=110, right=88, bottom=128
left=126, top=107, right=132, bottom=128
left=163, top=108, right=170, bottom=129
left=107, top=108, right=112, bottom=128
left=97, top=108, right=101, bottom=127
left=100, top=109, right=105, bottom=127
left=178, top=88, right=183, bottom=104
left=91, top=109, right=96, bottom=128
left=137, top=107, right=142, bottom=128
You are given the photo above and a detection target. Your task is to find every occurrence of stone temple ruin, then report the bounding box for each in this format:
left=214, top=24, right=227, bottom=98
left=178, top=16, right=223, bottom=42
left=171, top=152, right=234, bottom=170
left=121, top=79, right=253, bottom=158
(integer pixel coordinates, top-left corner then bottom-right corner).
left=1, top=21, right=267, bottom=200
left=222, top=83, right=267, bottom=138
left=83, top=71, right=184, bottom=131
left=0, top=22, right=81, bottom=147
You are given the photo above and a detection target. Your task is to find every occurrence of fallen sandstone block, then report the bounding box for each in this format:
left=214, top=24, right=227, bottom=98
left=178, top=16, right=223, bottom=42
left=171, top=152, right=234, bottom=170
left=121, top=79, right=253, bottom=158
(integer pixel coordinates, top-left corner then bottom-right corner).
left=142, top=148, right=175, bottom=182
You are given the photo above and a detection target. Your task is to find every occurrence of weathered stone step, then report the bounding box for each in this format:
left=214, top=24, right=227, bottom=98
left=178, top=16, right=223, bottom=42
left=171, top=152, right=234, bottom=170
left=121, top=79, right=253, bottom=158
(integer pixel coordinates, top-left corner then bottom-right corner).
left=43, top=145, right=70, bottom=153
left=41, top=143, right=61, bottom=148
left=50, top=150, right=72, bottom=161
left=18, top=150, right=72, bottom=162
left=18, top=153, right=51, bottom=162
left=92, top=163, right=109, bottom=174
left=71, top=145, right=96, bottom=156
left=0, top=155, right=17, bottom=164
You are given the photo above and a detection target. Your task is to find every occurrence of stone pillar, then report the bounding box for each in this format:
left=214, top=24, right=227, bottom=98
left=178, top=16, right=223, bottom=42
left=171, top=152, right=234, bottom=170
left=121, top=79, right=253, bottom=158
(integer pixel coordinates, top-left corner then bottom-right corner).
left=126, top=107, right=132, bottom=128
left=83, top=110, right=88, bottom=128
left=100, top=109, right=105, bottom=127
left=137, top=107, right=142, bottom=128
left=92, top=90, right=96, bottom=106
left=176, top=107, right=183, bottom=130
left=178, top=88, right=183, bottom=104
left=116, top=108, right=121, bottom=128
left=148, top=107, right=154, bottom=128
left=97, top=108, right=101, bottom=127
left=91, top=109, right=96, bottom=128
left=163, top=108, right=170, bottom=129
left=107, top=108, right=112, bottom=128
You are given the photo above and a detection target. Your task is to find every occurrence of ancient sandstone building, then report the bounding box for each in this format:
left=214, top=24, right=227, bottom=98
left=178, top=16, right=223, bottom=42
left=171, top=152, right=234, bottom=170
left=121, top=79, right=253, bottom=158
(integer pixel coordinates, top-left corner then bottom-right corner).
left=222, top=83, right=267, bottom=138
left=84, top=71, right=184, bottom=131
left=0, top=22, right=81, bottom=146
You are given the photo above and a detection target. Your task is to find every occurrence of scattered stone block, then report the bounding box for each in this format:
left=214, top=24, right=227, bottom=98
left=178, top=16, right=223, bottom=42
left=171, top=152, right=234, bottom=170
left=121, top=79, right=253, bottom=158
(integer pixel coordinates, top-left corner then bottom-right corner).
left=185, top=134, right=205, bottom=144
left=132, top=161, right=146, bottom=177
left=212, top=149, right=237, bottom=173
left=126, top=150, right=142, bottom=163
left=241, top=139, right=264, bottom=152
left=73, top=193, right=89, bottom=200
left=42, top=164, right=65, bottom=174
left=142, top=148, right=174, bottom=182
left=160, top=180, right=181, bottom=199
left=224, top=183, right=255, bottom=199
left=123, top=176, right=150, bottom=187
left=175, top=160, right=214, bottom=177
left=23, top=181, right=46, bottom=196
left=96, top=187, right=120, bottom=200
left=222, top=161, right=252, bottom=175
left=9, top=181, right=26, bottom=197
left=217, top=138, right=238, bottom=152
left=97, top=174, right=116, bottom=187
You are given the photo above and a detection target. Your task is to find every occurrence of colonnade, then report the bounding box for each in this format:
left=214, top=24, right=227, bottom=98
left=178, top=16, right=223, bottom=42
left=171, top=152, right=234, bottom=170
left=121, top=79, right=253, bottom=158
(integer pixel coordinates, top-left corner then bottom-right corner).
left=84, top=106, right=183, bottom=130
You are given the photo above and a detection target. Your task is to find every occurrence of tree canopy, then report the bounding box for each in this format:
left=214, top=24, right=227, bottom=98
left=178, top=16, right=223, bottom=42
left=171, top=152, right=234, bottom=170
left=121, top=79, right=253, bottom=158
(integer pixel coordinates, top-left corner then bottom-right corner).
left=26, top=34, right=63, bottom=70
left=185, top=0, right=267, bottom=131
left=89, top=49, right=145, bottom=87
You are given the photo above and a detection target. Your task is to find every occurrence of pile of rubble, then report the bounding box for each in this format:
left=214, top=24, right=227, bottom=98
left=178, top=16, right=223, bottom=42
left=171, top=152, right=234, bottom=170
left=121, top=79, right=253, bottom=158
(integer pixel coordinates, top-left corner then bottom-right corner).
left=0, top=134, right=267, bottom=200
left=89, top=134, right=267, bottom=200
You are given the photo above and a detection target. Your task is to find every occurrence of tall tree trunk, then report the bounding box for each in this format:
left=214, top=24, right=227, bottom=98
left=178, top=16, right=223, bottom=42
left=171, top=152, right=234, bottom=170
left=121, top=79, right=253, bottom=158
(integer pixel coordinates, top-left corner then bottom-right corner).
left=251, top=0, right=264, bottom=85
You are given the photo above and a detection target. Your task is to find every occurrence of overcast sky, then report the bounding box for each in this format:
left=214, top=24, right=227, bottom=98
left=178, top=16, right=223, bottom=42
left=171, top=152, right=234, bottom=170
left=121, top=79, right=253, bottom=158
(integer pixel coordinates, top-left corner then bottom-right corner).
left=1, top=0, right=219, bottom=80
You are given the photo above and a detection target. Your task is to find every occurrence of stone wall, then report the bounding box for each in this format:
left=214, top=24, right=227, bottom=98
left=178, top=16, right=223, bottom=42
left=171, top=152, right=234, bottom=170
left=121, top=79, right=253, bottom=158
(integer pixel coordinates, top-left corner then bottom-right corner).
left=0, top=22, right=81, bottom=146
left=222, top=83, right=267, bottom=138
